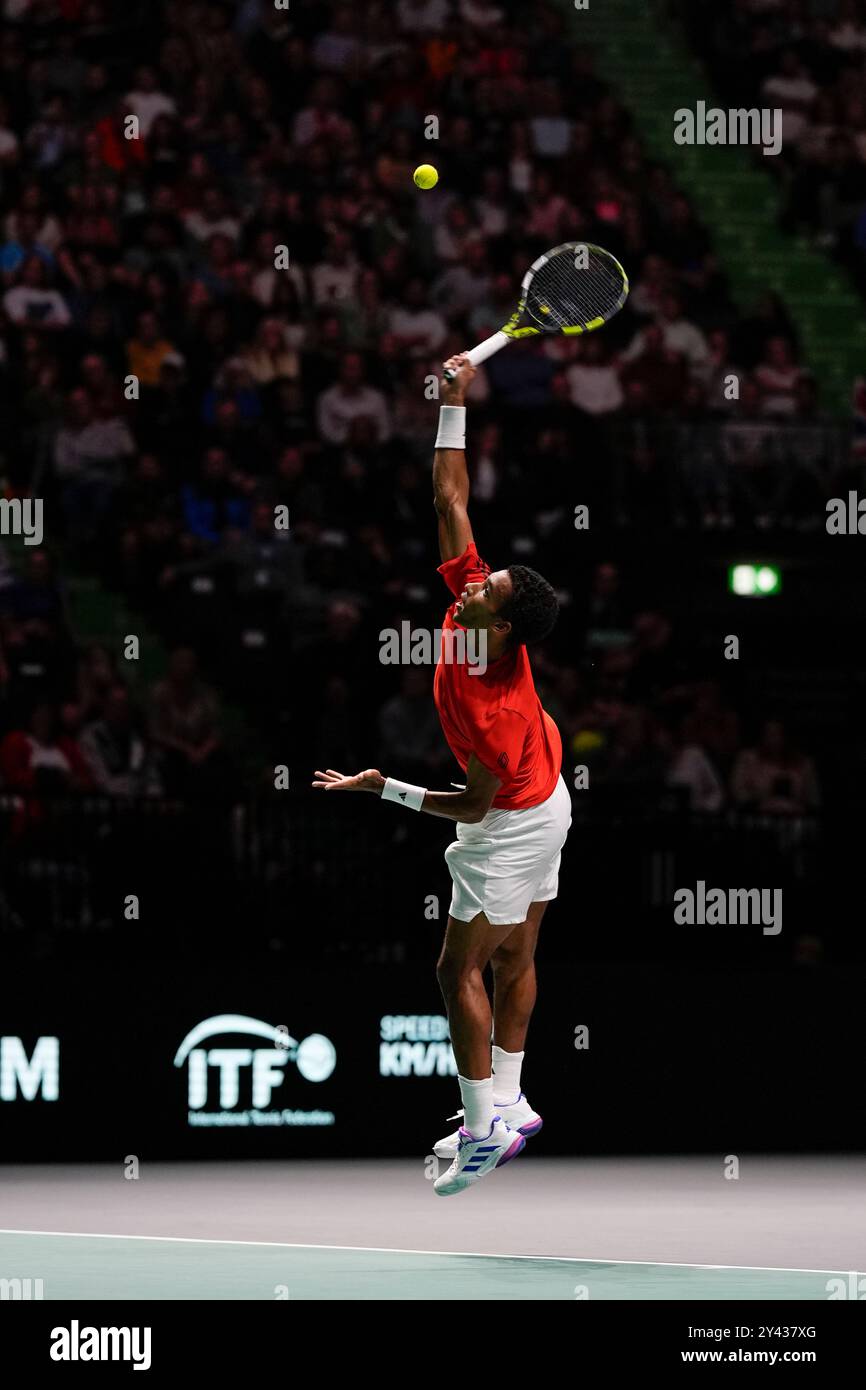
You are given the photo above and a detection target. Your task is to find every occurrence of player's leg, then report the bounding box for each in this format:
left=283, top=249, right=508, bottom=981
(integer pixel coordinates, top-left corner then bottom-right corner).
left=433, top=909, right=530, bottom=1195
left=491, top=898, right=547, bottom=1054
left=432, top=781, right=571, bottom=1189
left=436, top=909, right=522, bottom=1083
left=483, top=901, right=548, bottom=1139
left=485, top=780, right=571, bottom=1108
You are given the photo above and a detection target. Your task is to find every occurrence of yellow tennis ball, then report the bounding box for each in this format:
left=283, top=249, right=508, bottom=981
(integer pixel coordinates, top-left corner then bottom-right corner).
left=413, top=164, right=439, bottom=190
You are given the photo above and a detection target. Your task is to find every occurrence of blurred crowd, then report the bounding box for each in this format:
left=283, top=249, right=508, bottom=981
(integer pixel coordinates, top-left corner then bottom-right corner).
left=0, top=546, right=233, bottom=804
left=674, top=0, right=866, bottom=282
left=0, top=0, right=832, bottom=822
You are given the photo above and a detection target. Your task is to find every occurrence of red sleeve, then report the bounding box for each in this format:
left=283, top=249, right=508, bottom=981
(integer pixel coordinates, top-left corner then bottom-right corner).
left=437, top=542, right=491, bottom=598
left=472, top=708, right=528, bottom=780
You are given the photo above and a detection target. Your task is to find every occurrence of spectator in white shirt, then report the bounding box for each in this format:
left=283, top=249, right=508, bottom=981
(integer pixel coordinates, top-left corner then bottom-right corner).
left=508, top=123, right=533, bottom=195
left=317, top=353, right=392, bottom=446
left=761, top=50, right=817, bottom=146
left=292, top=77, right=352, bottom=147
left=54, top=387, right=135, bottom=482
left=124, top=65, right=177, bottom=139
left=183, top=187, right=241, bottom=245
left=829, top=0, right=866, bottom=53
left=311, top=230, right=359, bottom=307
left=528, top=84, right=573, bottom=159
left=622, top=293, right=709, bottom=377
left=312, top=5, right=362, bottom=71
left=565, top=337, right=624, bottom=416
left=3, top=254, right=71, bottom=330
left=460, top=0, right=503, bottom=24
left=667, top=741, right=725, bottom=813
left=387, top=277, right=447, bottom=357
left=433, top=203, right=483, bottom=264
left=657, top=293, right=710, bottom=375
left=250, top=227, right=307, bottom=308
left=754, top=336, right=804, bottom=417
left=473, top=168, right=509, bottom=237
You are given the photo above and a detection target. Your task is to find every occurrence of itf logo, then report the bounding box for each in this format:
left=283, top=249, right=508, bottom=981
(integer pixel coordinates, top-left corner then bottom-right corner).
left=0, top=1037, right=59, bottom=1101
left=173, top=1015, right=336, bottom=1129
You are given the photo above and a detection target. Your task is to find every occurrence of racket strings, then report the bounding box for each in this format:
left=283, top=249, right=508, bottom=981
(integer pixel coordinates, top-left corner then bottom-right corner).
left=524, top=249, right=626, bottom=330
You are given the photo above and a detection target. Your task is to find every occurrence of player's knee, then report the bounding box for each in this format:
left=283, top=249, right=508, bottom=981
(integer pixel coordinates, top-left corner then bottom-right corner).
left=491, top=942, right=533, bottom=980
left=436, top=951, right=476, bottom=995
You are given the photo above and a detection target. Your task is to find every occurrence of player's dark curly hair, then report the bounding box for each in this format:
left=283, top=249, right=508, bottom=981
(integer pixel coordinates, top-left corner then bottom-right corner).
left=500, top=565, right=559, bottom=646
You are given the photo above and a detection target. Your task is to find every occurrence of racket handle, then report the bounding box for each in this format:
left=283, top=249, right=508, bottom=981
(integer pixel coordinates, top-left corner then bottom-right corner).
left=443, top=331, right=510, bottom=379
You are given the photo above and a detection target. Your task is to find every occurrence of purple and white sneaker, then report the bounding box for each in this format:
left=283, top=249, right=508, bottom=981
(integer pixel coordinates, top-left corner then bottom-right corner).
left=433, top=1116, right=525, bottom=1196
left=433, top=1092, right=542, bottom=1161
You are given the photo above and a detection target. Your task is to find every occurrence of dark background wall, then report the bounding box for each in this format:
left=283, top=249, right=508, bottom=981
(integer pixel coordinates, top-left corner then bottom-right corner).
left=1, top=955, right=860, bottom=1161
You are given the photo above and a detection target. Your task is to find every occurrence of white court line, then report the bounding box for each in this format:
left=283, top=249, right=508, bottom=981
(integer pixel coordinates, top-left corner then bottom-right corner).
left=0, top=1229, right=848, bottom=1277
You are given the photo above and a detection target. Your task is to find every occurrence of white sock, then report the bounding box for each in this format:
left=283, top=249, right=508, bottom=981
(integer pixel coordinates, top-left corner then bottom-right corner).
left=492, top=1045, right=524, bottom=1106
left=458, top=1074, right=494, bottom=1139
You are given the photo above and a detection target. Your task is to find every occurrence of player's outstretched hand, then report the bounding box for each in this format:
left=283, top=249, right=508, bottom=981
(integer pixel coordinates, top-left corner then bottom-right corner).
left=441, top=353, right=476, bottom=404
left=312, top=768, right=385, bottom=794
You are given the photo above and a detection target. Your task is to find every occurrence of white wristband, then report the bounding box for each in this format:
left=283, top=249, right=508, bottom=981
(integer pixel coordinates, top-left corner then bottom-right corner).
left=381, top=777, right=426, bottom=812
left=435, top=405, right=466, bottom=450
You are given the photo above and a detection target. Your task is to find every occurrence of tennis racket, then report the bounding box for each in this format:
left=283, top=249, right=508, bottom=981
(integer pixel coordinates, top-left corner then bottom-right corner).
left=443, top=241, right=629, bottom=379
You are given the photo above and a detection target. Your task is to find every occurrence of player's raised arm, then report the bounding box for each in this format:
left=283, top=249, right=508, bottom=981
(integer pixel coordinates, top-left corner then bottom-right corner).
left=433, top=353, right=476, bottom=563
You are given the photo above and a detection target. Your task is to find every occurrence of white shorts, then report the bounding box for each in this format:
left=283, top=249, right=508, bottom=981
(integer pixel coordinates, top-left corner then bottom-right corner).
left=445, top=774, right=572, bottom=926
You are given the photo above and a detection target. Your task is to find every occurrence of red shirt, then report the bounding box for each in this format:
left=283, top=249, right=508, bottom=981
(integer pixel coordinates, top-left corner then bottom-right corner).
left=433, top=543, right=562, bottom=810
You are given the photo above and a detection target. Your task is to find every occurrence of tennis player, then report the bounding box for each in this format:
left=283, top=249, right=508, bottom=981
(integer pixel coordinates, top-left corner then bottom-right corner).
left=313, top=353, right=571, bottom=1195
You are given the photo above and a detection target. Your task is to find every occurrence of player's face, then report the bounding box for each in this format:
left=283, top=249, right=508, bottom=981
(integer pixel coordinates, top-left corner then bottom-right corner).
left=454, top=569, right=513, bottom=633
